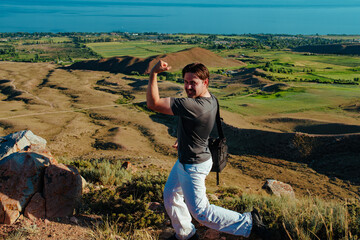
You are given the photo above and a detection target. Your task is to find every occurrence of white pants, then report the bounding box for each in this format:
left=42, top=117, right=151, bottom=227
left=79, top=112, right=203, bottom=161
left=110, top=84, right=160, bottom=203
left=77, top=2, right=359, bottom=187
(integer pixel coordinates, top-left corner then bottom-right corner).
left=163, top=159, right=252, bottom=240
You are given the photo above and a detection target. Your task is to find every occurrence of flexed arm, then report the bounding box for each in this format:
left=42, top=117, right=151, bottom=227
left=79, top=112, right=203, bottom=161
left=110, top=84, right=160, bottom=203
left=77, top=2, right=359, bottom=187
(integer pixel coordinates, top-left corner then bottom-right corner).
left=147, top=60, right=174, bottom=115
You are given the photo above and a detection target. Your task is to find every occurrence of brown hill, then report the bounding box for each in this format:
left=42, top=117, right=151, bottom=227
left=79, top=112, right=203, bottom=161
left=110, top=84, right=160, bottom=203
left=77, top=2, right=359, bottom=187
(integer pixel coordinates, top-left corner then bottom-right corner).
left=69, top=47, right=245, bottom=74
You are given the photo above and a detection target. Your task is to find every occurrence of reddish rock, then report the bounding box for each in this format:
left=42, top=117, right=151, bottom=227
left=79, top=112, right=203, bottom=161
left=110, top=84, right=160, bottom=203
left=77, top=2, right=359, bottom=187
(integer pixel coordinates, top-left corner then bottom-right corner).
left=262, top=179, right=295, bottom=198
left=0, top=151, right=55, bottom=224
left=44, top=164, right=82, bottom=218
left=148, top=202, right=162, bottom=212
left=121, top=161, right=136, bottom=172
left=0, top=195, right=21, bottom=225
left=121, top=161, right=132, bottom=169
left=24, top=193, right=45, bottom=221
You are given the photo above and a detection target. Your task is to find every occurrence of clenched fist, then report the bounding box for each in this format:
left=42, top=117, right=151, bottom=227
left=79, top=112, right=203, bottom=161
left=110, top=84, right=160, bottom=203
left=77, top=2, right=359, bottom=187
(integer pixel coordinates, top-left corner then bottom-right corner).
left=150, top=60, right=172, bottom=74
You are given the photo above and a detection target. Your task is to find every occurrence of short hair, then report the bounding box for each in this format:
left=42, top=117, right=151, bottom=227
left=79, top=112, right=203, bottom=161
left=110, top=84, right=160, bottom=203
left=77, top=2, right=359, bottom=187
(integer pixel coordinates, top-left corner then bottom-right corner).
left=182, top=63, right=209, bottom=81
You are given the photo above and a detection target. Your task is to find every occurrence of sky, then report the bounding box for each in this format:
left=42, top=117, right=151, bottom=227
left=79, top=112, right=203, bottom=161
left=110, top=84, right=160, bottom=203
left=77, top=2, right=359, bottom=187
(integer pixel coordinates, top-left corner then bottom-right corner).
left=1, top=0, right=360, bottom=34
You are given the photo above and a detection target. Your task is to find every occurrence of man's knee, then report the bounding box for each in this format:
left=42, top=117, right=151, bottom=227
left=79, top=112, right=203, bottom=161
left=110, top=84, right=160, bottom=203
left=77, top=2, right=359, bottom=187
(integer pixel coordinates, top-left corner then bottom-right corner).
left=189, top=206, right=210, bottom=223
left=163, top=188, right=182, bottom=208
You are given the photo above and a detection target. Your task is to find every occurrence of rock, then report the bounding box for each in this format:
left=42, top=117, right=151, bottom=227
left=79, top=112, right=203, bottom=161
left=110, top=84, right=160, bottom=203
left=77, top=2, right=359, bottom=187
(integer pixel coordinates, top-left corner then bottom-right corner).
left=0, top=151, right=55, bottom=224
left=121, top=161, right=137, bottom=172
left=70, top=216, right=79, bottom=225
left=0, top=130, right=47, bottom=159
left=148, top=202, right=162, bottom=212
left=121, top=161, right=131, bottom=169
left=44, top=164, right=82, bottom=218
left=0, top=196, right=20, bottom=225
left=24, top=193, right=45, bottom=221
left=262, top=179, right=295, bottom=198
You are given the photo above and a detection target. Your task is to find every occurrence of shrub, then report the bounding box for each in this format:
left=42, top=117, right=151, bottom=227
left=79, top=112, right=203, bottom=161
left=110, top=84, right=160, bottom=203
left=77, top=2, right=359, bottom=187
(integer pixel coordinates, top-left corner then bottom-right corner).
left=67, top=159, right=132, bottom=186
left=81, top=172, right=167, bottom=232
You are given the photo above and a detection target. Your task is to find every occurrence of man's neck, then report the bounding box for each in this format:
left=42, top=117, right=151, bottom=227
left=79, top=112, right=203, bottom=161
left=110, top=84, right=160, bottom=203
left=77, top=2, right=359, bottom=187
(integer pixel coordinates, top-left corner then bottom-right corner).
left=200, top=89, right=211, bottom=98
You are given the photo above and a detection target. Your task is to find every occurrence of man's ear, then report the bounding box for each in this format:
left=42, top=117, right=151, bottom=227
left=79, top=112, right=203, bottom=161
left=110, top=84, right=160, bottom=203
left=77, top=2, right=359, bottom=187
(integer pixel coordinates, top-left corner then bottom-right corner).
left=204, top=78, right=209, bottom=87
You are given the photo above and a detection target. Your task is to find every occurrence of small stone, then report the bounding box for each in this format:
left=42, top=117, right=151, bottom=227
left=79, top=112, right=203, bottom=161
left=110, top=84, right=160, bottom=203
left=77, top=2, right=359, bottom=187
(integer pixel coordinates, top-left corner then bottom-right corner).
left=148, top=202, right=162, bottom=212
left=70, top=216, right=78, bottom=225
left=262, top=179, right=295, bottom=198
left=121, top=161, right=137, bottom=172
left=121, top=161, right=132, bottom=169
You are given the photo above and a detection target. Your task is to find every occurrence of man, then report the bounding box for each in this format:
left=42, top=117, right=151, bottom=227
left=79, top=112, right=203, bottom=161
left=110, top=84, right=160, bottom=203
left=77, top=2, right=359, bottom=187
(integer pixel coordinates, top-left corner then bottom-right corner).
left=147, top=60, right=268, bottom=240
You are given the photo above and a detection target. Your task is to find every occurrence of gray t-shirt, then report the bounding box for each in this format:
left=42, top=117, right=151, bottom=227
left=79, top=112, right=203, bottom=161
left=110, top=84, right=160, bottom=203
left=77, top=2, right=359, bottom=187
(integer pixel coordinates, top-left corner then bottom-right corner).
left=170, top=94, right=217, bottom=164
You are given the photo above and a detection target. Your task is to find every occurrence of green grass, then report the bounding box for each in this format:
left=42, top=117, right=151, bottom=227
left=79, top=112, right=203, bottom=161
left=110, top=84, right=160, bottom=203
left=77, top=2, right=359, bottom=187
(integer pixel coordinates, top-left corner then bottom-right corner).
left=87, top=41, right=197, bottom=58
left=217, top=48, right=360, bottom=86
left=221, top=48, right=360, bottom=68
left=219, top=84, right=360, bottom=116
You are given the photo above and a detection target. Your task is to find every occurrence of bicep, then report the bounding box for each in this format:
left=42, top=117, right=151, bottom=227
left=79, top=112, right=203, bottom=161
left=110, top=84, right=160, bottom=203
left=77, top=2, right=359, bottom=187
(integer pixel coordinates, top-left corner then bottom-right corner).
left=151, top=97, right=173, bottom=115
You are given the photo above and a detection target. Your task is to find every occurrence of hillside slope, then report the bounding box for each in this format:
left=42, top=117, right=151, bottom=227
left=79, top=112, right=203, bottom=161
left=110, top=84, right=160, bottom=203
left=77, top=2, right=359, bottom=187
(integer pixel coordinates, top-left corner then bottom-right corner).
left=69, top=47, right=245, bottom=74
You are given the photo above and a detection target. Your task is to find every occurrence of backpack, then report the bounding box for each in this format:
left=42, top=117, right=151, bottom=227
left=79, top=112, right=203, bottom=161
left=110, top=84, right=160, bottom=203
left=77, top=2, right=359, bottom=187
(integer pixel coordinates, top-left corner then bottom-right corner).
left=209, top=97, right=228, bottom=185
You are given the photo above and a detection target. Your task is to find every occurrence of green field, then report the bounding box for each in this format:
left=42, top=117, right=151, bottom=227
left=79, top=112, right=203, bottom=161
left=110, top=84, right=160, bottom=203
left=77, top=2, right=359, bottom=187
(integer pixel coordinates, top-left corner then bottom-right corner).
left=217, top=49, right=360, bottom=84
left=87, top=41, right=197, bottom=58
left=318, top=35, right=360, bottom=40
left=219, top=83, right=360, bottom=117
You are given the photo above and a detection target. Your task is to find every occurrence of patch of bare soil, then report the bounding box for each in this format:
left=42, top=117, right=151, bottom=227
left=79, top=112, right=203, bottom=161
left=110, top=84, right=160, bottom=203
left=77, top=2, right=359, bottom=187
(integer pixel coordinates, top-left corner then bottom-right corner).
left=0, top=214, right=104, bottom=240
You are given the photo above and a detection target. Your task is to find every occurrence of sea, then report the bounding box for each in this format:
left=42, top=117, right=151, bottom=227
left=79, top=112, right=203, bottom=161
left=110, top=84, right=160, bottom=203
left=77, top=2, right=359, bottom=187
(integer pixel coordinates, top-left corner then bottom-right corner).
left=1, top=0, right=360, bottom=35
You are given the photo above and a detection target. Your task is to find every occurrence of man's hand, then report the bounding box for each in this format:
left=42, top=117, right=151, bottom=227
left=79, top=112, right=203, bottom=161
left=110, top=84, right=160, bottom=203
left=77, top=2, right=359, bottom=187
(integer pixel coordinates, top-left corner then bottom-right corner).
left=172, top=140, right=178, bottom=150
left=151, top=60, right=171, bottom=74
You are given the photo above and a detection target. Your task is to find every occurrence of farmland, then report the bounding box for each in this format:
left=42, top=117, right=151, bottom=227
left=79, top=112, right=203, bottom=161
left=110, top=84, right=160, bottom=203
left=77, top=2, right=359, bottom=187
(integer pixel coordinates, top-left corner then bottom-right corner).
left=87, top=41, right=197, bottom=58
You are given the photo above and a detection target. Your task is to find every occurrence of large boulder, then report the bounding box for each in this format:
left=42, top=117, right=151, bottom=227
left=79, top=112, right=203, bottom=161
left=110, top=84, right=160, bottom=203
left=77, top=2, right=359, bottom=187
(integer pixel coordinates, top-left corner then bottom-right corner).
left=0, top=131, right=57, bottom=224
left=0, top=130, right=47, bottom=159
left=44, top=164, right=82, bottom=218
left=0, top=151, right=56, bottom=224
left=0, top=130, right=83, bottom=224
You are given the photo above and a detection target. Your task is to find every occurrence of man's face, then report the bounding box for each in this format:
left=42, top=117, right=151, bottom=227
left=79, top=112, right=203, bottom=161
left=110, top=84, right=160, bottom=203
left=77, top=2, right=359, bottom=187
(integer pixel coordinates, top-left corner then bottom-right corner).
left=184, top=72, right=208, bottom=98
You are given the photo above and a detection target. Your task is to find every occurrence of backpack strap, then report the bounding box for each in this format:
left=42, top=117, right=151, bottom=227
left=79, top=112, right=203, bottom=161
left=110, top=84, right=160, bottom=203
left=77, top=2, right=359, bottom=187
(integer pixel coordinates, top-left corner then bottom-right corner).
left=214, top=96, right=224, bottom=186
left=214, top=97, right=224, bottom=139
